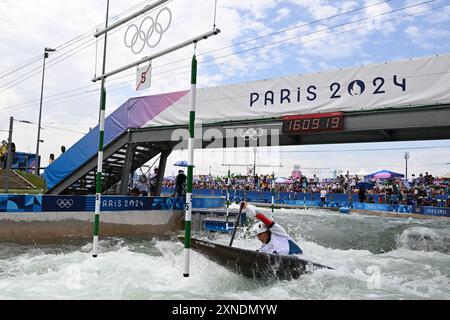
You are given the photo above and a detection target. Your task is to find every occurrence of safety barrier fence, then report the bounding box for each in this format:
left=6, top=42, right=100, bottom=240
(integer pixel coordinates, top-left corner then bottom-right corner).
left=162, top=187, right=448, bottom=204
left=162, top=187, right=450, bottom=217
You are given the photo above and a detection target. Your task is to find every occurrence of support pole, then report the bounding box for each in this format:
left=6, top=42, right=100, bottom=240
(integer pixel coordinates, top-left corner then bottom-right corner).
left=183, top=54, right=197, bottom=277
left=3, top=117, right=13, bottom=193
left=35, top=52, right=47, bottom=176
left=226, top=167, right=231, bottom=228
left=271, top=171, right=275, bottom=213
left=404, top=152, right=409, bottom=181
left=406, top=158, right=408, bottom=181
left=92, top=29, right=220, bottom=82
left=119, top=143, right=137, bottom=195
left=93, top=0, right=109, bottom=258
left=346, top=170, right=351, bottom=206
left=155, top=149, right=171, bottom=196
left=253, top=147, right=257, bottom=189
left=304, top=193, right=306, bottom=209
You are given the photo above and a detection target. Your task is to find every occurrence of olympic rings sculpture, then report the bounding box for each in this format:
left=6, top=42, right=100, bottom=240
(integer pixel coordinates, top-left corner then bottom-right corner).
left=238, top=128, right=264, bottom=141
left=124, top=7, right=172, bottom=55
left=57, top=199, right=74, bottom=209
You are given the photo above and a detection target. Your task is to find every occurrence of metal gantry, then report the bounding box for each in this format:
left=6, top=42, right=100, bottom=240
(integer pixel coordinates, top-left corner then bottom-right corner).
left=89, top=1, right=221, bottom=275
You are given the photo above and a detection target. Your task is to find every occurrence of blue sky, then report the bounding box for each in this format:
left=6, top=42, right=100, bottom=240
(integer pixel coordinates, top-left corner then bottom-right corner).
left=207, top=0, right=450, bottom=82
left=0, top=0, right=449, bottom=179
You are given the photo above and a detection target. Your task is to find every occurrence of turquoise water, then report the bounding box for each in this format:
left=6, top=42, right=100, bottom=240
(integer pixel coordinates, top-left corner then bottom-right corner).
left=0, top=207, right=449, bottom=300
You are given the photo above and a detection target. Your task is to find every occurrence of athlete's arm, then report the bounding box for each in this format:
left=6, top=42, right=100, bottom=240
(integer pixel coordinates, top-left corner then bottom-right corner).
left=245, top=203, right=275, bottom=228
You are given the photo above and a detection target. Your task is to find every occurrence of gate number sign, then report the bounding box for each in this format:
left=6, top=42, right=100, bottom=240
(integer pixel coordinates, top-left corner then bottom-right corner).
left=136, top=64, right=151, bottom=91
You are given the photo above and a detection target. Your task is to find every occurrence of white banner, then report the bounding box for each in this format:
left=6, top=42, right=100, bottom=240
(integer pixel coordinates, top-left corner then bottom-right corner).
left=146, top=54, right=450, bottom=127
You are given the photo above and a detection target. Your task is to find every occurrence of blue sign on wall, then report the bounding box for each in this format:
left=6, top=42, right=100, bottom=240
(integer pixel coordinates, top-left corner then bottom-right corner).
left=0, top=194, right=42, bottom=212
left=353, top=203, right=414, bottom=214
left=43, top=196, right=86, bottom=212
left=414, top=206, right=450, bottom=217
left=1, top=192, right=448, bottom=218
left=0, top=195, right=225, bottom=213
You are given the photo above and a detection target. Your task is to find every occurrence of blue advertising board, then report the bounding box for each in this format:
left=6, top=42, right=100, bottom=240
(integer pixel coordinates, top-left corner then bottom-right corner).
left=352, top=203, right=414, bottom=213
left=414, top=206, right=450, bottom=217
left=0, top=195, right=225, bottom=213
left=0, top=194, right=42, bottom=212
left=11, top=152, right=38, bottom=174
left=42, top=195, right=87, bottom=212
left=2, top=191, right=448, bottom=218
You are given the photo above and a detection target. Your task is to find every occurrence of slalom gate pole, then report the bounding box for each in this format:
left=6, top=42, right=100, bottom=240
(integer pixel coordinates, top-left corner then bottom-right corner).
left=183, top=53, right=197, bottom=277
left=229, top=206, right=243, bottom=247
left=93, top=0, right=109, bottom=258
left=93, top=87, right=106, bottom=258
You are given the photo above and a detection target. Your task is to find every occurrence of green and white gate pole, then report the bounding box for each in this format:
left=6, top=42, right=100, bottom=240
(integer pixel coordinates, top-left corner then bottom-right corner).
left=183, top=53, right=197, bottom=277
left=93, top=88, right=106, bottom=258
left=93, top=0, right=109, bottom=258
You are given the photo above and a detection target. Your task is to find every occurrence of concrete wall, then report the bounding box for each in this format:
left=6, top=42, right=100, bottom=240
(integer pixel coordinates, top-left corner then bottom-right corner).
left=0, top=210, right=185, bottom=243
left=0, top=195, right=227, bottom=243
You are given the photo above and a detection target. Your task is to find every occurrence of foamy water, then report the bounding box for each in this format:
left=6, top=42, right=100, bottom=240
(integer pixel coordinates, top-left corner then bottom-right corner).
left=0, top=207, right=449, bottom=300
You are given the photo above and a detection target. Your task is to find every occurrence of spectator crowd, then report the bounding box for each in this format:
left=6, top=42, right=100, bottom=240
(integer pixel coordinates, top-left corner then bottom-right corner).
left=161, top=171, right=450, bottom=207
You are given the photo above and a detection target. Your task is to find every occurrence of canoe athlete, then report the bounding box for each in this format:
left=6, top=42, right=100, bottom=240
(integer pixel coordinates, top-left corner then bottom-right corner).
left=240, top=202, right=303, bottom=256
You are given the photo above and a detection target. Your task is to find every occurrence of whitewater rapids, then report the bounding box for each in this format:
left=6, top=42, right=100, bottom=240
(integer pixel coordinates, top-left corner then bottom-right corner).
left=0, top=207, right=449, bottom=300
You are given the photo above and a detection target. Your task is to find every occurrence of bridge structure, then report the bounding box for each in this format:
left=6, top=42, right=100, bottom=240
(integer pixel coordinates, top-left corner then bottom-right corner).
left=44, top=54, right=450, bottom=195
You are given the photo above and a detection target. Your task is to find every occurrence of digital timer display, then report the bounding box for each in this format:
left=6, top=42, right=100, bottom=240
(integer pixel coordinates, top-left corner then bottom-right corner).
left=282, top=112, right=344, bottom=134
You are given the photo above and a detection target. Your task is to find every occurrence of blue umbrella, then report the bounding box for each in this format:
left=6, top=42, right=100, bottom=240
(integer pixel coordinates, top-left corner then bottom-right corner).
left=364, top=170, right=404, bottom=180
left=356, top=181, right=374, bottom=190
left=174, top=160, right=194, bottom=167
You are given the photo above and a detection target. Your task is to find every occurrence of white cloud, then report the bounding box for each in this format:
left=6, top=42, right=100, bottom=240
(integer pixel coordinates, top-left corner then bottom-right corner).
left=340, top=1, right=359, bottom=12
left=221, top=0, right=280, bottom=19
left=362, top=0, right=396, bottom=35
left=275, top=7, right=291, bottom=22
left=404, top=0, right=433, bottom=15
left=405, top=25, right=450, bottom=49
left=288, top=0, right=338, bottom=20
left=426, top=5, right=450, bottom=24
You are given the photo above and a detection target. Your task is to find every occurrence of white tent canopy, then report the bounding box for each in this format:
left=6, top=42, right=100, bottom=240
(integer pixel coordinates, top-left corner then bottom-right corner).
left=275, top=177, right=293, bottom=184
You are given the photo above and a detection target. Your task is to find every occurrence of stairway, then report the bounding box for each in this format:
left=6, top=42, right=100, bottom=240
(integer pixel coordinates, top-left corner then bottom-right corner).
left=66, top=143, right=161, bottom=195
left=0, top=169, right=36, bottom=190
left=47, top=130, right=165, bottom=195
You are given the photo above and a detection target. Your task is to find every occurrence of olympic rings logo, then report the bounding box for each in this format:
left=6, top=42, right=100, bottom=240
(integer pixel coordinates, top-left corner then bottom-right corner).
left=57, top=199, right=74, bottom=209
left=238, top=128, right=265, bottom=141
left=124, top=7, right=172, bottom=55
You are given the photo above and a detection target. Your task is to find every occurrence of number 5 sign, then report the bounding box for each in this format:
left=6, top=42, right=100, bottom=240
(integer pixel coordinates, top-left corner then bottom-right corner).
left=136, top=63, right=151, bottom=91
